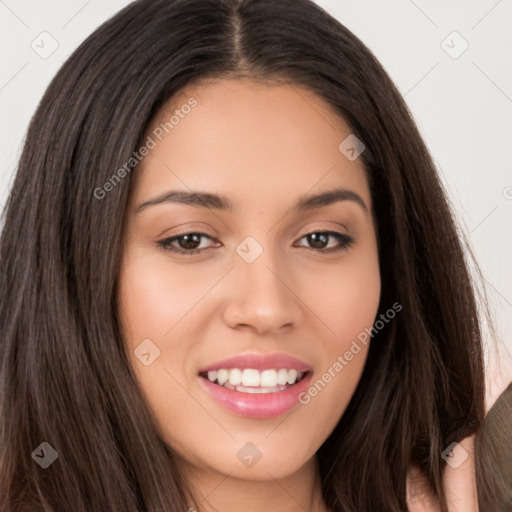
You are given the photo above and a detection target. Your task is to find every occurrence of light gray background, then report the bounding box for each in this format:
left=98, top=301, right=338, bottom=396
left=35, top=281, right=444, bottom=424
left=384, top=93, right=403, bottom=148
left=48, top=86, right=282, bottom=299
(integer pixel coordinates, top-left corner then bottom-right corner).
left=1, top=0, right=511, bottom=406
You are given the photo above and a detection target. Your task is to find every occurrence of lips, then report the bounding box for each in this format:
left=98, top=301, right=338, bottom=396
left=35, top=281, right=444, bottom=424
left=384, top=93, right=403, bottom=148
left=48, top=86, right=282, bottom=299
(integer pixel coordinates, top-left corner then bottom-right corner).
left=197, top=352, right=313, bottom=418
left=198, top=352, right=312, bottom=373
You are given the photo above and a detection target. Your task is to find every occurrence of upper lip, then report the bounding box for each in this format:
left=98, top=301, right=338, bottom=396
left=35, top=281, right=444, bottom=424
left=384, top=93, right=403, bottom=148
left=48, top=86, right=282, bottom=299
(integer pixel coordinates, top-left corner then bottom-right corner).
left=198, top=352, right=313, bottom=373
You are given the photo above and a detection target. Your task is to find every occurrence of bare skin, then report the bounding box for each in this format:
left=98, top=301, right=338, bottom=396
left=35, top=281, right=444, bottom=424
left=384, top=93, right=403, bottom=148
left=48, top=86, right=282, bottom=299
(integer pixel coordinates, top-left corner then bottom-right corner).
left=117, top=77, right=476, bottom=511
left=407, top=434, right=480, bottom=512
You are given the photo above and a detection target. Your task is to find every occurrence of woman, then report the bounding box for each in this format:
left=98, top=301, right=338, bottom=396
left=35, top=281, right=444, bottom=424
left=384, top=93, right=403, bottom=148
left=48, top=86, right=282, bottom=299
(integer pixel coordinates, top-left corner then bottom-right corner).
left=0, top=0, right=490, bottom=510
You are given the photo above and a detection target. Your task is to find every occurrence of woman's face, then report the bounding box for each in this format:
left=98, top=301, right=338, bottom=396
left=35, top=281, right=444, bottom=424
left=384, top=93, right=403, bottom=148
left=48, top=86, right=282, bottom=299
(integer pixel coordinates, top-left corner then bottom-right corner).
left=118, top=78, right=381, bottom=482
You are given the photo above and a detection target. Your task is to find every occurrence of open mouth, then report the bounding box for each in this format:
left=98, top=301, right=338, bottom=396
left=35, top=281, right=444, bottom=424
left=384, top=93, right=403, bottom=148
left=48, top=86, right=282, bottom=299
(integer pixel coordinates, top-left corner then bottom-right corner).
left=198, top=368, right=311, bottom=394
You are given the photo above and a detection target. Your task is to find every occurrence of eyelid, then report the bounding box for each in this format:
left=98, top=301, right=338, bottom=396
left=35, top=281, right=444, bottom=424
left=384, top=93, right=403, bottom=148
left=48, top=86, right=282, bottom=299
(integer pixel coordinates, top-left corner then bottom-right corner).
left=156, top=230, right=219, bottom=255
left=156, top=225, right=354, bottom=256
left=155, top=223, right=216, bottom=240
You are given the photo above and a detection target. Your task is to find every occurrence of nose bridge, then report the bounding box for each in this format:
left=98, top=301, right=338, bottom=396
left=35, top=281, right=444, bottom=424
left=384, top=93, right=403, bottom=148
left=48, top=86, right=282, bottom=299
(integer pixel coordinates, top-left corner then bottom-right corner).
left=225, top=234, right=302, bottom=332
left=237, top=234, right=288, bottom=299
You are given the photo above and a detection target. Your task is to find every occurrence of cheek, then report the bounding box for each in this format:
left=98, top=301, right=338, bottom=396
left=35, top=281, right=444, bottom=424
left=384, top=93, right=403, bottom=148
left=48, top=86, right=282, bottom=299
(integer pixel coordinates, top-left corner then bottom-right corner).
left=117, top=247, right=211, bottom=342
left=306, top=249, right=381, bottom=345
left=117, top=251, right=204, bottom=445
left=297, top=244, right=380, bottom=420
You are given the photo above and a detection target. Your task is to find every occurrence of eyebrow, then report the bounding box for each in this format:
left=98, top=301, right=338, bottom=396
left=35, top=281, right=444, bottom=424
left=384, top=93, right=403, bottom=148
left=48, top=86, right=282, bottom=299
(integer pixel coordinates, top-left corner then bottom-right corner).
left=135, top=187, right=368, bottom=213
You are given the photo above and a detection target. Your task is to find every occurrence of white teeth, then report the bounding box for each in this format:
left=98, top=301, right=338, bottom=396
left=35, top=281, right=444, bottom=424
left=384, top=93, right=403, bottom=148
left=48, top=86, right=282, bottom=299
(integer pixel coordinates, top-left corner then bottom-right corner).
left=277, top=368, right=289, bottom=385
left=287, top=369, right=298, bottom=385
left=228, top=368, right=243, bottom=386
left=235, top=384, right=287, bottom=393
left=216, top=369, right=229, bottom=385
left=260, top=369, right=278, bottom=387
left=204, top=367, right=306, bottom=391
left=242, top=369, right=260, bottom=386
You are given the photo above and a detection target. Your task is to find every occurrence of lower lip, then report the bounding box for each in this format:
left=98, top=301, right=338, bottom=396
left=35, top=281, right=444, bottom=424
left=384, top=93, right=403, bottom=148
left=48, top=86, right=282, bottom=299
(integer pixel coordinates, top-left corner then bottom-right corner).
left=198, top=373, right=312, bottom=418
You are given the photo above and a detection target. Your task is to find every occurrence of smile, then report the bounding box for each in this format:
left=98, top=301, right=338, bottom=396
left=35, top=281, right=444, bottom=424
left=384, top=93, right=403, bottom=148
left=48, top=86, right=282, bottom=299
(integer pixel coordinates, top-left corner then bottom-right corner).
left=197, top=353, right=313, bottom=418
left=199, top=368, right=307, bottom=393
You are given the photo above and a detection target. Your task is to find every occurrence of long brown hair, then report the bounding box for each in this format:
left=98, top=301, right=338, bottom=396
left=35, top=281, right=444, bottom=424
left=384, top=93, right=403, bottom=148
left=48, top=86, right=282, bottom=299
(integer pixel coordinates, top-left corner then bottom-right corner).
left=475, top=383, right=512, bottom=511
left=0, top=0, right=486, bottom=510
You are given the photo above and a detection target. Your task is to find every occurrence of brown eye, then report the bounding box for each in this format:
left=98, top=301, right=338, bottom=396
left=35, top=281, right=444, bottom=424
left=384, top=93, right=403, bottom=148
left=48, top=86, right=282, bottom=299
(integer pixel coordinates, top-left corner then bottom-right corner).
left=295, top=231, right=354, bottom=253
left=157, top=232, right=217, bottom=255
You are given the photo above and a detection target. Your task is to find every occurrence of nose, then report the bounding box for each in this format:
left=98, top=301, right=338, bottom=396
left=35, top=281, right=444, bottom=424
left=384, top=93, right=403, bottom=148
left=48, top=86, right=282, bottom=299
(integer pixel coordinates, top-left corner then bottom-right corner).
left=222, top=245, right=304, bottom=335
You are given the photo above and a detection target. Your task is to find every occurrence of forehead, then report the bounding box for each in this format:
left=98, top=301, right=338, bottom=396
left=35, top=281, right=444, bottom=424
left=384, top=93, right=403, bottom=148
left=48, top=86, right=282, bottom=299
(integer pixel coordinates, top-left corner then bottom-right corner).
left=131, top=78, right=370, bottom=211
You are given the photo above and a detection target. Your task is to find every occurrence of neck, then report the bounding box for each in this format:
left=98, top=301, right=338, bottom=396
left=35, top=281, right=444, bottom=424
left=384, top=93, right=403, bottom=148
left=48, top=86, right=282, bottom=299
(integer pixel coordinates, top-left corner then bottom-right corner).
left=182, top=455, right=331, bottom=512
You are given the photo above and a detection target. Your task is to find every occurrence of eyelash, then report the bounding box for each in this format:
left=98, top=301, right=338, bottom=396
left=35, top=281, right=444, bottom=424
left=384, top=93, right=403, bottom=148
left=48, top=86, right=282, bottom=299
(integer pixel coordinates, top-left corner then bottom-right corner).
left=156, top=230, right=354, bottom=256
